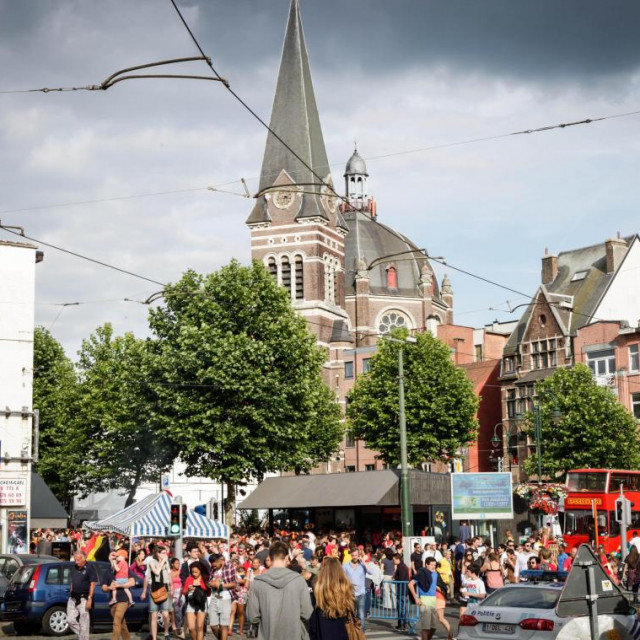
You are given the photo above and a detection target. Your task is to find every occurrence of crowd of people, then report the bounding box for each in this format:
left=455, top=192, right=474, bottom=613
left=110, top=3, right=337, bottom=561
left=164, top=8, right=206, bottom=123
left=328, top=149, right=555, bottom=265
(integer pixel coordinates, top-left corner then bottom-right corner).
left=30, top=523, right=640, bottom=640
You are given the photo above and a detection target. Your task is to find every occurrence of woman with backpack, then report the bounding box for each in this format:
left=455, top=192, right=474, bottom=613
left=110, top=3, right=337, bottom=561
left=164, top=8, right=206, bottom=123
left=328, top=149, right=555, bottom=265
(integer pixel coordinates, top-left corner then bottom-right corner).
left=182, top=561, right=211, bottom=640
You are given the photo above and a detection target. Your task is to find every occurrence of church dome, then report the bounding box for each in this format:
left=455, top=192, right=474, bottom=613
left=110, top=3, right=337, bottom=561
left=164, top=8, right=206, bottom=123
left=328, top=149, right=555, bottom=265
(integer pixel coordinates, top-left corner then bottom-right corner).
left=344, top=149, right=368, bottom=176
left=343, top=212, right=440, bottom=300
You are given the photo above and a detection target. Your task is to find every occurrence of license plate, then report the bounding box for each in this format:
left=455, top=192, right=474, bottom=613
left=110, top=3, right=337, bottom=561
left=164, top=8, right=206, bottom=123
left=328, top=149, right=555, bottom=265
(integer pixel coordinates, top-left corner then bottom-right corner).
left=482, top=622, right=515, bottom=634
left=5, top=603, right=21, bottom=612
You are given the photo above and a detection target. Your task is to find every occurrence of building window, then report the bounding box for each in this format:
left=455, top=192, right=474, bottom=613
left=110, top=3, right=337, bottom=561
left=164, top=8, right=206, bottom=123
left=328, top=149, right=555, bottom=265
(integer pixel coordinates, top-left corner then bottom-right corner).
left=378, top=311, right=409, bottom=335
left=345, top=361, right=354, bottom=379
left=323, top=255, right=339, bottom=304
left=386, top=266, right=397, bottom=289
left=506, top=388, right=516, bottom=418
left=531, top=339, right=557, bottom=370
left=365, top=464, right=375, bottom=471
left=475, top=344, right=483, bottom=362
left=503, top=357, right=515, bottom=374
left=345, top=465, right=356, bottom=473
left=281, top=256, right=291, bottom=295
left=632, top=393, right=640, bottom=420
left=362, top=358, right=371, bottom=373
left=267, top=257, right=277, bottom=280
left=345, top=430, right=355, bottom=447
left=294, top=255, right=304, bottom=300
left=630, top=345, right=639, bottom=373
left=587, top=349, right=616, bottom=377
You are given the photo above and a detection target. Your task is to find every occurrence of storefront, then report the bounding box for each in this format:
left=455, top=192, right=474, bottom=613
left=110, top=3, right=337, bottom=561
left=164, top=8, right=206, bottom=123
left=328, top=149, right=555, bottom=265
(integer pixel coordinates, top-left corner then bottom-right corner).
left=239, top=469, right=452, bottom=538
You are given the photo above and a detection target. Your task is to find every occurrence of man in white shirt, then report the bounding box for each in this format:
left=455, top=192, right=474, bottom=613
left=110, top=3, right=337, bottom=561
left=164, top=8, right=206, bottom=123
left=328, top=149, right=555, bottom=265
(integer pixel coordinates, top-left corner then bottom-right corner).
left=515, top=541, right=536, bottom=579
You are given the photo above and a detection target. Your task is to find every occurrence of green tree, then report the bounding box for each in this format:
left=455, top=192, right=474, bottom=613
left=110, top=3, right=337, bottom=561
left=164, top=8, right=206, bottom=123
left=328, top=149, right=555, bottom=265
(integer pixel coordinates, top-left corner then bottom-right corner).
left=148, top=261, right=343, bottom=497
left=346, top=329, right=478, bottom=467
left=523, top=363, right=640, bottom=479
left=42, top=324, right=178, bottom=506
left=33, top=327, right=78, bottom=506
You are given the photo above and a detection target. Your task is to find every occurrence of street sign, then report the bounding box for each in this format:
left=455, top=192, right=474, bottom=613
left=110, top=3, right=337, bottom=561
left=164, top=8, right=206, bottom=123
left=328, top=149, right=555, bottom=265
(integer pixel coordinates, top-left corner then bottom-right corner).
left=161, top=474, right=171, bottom=491
left=556, top=544, right=631, bottom=618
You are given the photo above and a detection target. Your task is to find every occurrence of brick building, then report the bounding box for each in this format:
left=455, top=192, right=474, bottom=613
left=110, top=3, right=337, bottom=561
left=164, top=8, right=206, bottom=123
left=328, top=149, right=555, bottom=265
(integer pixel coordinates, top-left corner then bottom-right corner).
left=500, top=235, right=640, bottom=481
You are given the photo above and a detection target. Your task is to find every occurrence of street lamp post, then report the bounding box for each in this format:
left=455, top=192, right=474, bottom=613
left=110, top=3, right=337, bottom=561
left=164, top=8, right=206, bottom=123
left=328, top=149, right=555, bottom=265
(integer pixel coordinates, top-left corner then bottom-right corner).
left=384, top=335, right=417, bottom=538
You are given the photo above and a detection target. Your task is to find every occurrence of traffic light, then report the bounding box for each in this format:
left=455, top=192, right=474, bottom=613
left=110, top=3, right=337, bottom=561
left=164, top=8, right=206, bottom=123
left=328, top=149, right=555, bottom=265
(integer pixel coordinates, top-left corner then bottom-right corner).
left=213, top=502, right=219, bottom=521
left=181, top=504, right=187, bottom=529
left=616, top=498, right=624, bottom=523
left=169, top=504, right=181, bottom=536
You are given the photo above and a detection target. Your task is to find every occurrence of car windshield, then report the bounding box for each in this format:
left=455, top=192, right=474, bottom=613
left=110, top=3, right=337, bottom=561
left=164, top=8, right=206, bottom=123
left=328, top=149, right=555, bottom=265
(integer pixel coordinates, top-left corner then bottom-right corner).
left=483, top=587, right=560, bottom=609
left=11, top=566, right=34, bottom=586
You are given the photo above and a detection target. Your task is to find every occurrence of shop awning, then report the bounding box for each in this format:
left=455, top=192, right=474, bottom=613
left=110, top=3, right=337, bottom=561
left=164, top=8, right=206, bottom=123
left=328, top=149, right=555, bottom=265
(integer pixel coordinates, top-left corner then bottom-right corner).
left=239, top=470, right=400, bottom=510
left=186, top=509, right=228, bottom=539
left=31, top=472, right=68, bottom=528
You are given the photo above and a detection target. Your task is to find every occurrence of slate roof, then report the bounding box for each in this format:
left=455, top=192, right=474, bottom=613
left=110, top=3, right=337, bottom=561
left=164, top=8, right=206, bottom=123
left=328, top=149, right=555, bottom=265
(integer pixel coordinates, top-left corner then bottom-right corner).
left=504, top=236, right=636, bottom=355
left=247, top=0, right=345, bottom=228
left=343, top=210, right=443, bottom=302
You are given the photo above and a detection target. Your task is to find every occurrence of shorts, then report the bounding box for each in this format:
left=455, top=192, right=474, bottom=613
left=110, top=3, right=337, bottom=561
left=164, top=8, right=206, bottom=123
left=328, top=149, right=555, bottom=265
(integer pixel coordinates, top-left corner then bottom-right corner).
left=436, top=592, right=446, bottom=610
left=417, top=603, right=438, bottom=631
left=185, top=603, right=206, bottom=614
left=149, top=596, right=172, bottom=612
left=208, top=596, right=232, bottom=627
left=116, top=578, right=129, bottom=585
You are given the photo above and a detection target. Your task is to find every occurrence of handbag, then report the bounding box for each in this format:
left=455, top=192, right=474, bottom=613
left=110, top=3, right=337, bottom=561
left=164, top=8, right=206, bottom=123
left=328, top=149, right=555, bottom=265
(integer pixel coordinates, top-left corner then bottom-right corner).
left=151, top=570, right=168, bottom=604
left=345, top=612, right=366, bottom=640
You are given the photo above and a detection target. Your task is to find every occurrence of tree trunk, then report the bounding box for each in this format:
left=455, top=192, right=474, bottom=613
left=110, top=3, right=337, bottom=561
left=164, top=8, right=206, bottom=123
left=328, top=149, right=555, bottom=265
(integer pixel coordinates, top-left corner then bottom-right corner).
left=124, top=468, right=142, bottom=507
left=224, top=483, right=235, bottom=526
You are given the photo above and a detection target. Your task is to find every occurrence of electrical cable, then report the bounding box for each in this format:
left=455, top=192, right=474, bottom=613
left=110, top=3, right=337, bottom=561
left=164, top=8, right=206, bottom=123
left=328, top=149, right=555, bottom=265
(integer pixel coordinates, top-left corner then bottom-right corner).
left=0, top=224, right=166, bottom=287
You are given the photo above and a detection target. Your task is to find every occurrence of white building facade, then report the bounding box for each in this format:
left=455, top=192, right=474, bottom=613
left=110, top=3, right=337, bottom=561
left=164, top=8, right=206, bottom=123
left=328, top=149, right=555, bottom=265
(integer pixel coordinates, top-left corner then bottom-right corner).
left=0, top=240, right=39, bottom=552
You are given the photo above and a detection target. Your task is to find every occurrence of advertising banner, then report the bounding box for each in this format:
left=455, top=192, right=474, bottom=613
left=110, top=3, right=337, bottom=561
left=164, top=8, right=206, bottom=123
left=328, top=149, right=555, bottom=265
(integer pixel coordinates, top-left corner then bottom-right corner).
left=0, top=478, right=27, bottom=506
left=6, top=510, right=28, bottom=553
left=451, top=472, right=513, bottom=520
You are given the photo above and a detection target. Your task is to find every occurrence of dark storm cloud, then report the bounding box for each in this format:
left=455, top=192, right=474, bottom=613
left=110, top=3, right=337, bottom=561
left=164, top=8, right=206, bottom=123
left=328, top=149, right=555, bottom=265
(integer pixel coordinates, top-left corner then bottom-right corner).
left=180, top=0, right=640, bottom=81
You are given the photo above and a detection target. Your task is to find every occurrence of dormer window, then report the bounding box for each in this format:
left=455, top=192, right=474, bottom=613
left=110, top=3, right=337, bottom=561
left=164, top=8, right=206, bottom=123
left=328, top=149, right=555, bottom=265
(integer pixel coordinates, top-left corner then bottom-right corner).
left=386, top=265, right=397, bottom=289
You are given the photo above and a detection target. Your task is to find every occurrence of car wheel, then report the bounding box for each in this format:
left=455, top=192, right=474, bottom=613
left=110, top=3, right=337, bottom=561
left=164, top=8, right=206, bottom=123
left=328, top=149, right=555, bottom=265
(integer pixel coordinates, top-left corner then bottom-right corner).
left=156, top=611, right=166, bottom=630
left=13, top=621, right=39, bottom=635
left=42, top=606, right=69, bottom=636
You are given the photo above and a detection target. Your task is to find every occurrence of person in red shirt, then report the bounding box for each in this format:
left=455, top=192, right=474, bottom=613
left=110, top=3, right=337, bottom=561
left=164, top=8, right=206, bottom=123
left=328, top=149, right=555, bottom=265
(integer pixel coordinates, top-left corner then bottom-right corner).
left=563, top=547, right=578, bottom=572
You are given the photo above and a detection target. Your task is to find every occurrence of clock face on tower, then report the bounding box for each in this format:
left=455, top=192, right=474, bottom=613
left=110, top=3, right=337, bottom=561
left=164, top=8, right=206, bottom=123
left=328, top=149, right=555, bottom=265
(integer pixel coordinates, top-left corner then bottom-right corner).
left=273, top=188, right=295, bottom=209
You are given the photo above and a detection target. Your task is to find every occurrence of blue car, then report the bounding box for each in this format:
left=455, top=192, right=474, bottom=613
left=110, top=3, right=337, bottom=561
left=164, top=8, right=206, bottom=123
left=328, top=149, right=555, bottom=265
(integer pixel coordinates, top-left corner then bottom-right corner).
left=1, top=561, right=150, bottom=635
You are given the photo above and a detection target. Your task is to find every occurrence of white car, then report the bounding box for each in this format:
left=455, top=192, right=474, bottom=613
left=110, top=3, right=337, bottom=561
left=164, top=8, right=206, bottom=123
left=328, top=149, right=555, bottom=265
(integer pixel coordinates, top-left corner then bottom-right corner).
left=457, top=582, right=638, bottom=640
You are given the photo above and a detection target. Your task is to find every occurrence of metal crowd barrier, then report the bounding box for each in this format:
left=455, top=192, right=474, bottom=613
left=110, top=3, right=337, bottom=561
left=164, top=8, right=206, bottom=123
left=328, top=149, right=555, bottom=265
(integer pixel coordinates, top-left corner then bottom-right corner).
left=366, top=580, right=420, bottom=633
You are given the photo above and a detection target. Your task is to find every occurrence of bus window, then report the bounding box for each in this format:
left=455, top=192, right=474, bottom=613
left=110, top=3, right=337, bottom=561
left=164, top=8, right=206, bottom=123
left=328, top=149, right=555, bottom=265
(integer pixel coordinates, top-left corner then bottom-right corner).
left=609, top=512, right=620, bottom=537
left=565, top=509, right=608, bottom=536
left=610, top=473, right=640, bottom=492
left=566, top=472, right=608, bottom=492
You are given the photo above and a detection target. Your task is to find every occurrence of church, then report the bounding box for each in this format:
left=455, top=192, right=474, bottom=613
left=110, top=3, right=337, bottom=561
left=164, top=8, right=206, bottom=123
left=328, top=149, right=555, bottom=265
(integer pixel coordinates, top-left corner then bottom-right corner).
left=246, top=1, right=458, bottom=473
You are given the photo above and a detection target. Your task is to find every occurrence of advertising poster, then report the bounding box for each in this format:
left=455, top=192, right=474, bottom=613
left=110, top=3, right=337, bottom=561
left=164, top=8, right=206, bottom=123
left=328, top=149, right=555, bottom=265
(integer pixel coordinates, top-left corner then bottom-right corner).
left=451, top=472, right=513, bottom=520
left=7, top=510, right=28, bottom=553
left=0, top=479, right=27, bottom=506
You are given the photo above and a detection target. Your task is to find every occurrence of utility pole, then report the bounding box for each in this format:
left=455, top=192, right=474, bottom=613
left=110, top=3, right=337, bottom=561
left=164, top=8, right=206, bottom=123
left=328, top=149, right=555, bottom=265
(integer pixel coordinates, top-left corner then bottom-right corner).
left=398, top=345, right=413, bottom=538
left=173, top=495, right=183, bottom=560
left=619, top=484, right=628, bottom=562
left=533, top=405, right=543, bottom=529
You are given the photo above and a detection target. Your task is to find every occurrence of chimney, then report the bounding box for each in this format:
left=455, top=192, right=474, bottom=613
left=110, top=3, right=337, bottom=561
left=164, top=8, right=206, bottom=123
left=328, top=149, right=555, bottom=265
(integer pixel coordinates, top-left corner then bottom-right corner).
left=605, top=234, right=627, bottom=274
left=541, top=248, right=558, bottom=285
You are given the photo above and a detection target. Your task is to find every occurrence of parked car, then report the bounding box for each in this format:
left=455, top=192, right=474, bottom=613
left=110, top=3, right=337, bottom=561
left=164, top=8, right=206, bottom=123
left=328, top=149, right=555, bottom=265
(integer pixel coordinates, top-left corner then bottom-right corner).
left=1, top=560, right=149, bottom=635
left=0, top=555, right=58, bottom=601
left=458, top=580, right=637, bottom=640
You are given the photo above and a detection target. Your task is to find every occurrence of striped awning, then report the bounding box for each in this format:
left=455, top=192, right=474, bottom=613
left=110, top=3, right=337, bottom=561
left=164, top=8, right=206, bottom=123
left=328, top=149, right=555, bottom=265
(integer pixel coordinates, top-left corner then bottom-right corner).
left=185, top=509, right=228, bottom=539
left=84, top=492, right=171, bottom=537
left=83, top=492, right=228, bottom=539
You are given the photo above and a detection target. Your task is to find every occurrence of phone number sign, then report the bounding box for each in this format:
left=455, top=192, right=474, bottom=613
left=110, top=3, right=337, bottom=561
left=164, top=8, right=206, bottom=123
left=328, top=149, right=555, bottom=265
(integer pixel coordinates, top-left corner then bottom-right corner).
left=0, top=479, right=27, bottom=506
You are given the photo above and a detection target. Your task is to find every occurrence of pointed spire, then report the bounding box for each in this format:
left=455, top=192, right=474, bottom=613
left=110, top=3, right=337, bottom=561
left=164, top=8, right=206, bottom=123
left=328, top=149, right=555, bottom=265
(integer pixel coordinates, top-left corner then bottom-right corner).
left=247, top=0, right=337, bottom=226
left=441, top=274, right=453, bottom=295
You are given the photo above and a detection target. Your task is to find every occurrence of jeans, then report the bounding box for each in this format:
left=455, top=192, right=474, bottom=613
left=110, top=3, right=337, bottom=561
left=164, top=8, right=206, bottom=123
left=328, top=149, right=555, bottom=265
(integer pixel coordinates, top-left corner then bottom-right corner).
left=355, top=594, right=366, bottom=630
left=396, top=588, right=407, bottom=627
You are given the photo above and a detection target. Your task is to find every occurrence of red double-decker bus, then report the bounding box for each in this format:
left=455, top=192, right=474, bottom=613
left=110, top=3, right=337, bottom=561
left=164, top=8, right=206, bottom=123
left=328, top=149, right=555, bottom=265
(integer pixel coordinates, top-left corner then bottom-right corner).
left=563, top=469, right=640, bottom=553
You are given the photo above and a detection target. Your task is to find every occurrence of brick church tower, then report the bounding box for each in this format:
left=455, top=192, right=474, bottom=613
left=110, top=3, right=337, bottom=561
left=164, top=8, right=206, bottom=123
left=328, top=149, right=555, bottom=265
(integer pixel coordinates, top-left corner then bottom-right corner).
left=246, top=0, right=352, bottom=383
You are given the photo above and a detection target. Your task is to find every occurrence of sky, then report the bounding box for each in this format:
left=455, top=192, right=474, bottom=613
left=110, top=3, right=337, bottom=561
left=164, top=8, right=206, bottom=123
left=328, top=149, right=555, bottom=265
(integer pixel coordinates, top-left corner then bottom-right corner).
left=1, top=0, right=639, bottom=357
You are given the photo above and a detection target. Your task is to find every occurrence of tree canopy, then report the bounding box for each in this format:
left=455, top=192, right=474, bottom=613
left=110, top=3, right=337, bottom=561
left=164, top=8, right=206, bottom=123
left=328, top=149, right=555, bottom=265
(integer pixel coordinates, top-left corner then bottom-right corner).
left=148, top=260, right=343, bottom=486
left=346, top=329, right=478, bottom=467
left=523, top=363, right=640, bottom=479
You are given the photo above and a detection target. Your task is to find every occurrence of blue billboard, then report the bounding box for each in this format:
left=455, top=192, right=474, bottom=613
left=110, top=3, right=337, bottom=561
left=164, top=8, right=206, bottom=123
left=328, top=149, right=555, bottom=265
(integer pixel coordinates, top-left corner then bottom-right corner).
left=451, top=472, right=513, bottom=520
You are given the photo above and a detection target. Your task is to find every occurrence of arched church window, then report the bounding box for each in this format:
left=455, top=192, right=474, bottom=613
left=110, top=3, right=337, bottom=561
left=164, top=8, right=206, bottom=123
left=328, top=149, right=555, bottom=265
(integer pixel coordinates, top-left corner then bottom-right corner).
left=386, top=265, right=397, bottom=289
left=281, top=256, right=291, bottom=295
left=267, top=257, right=277, bottom=280
left=295, top=255, right=304, bottom=300
left=378, top=311, right=409, bottom=335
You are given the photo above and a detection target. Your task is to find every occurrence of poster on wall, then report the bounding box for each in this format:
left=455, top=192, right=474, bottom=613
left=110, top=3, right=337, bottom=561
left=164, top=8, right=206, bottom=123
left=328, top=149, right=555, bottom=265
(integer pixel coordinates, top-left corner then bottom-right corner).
left=6, top=510, right=28, bottom=553
left=451, top=472, right=513, bottom=520
left=0, top=479, right=27, bottom=506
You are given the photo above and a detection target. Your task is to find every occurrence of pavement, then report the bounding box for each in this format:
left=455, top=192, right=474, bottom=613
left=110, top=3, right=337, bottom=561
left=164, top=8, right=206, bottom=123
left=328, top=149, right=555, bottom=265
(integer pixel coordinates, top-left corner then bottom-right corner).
left=0, top=604, right=462, bottom=640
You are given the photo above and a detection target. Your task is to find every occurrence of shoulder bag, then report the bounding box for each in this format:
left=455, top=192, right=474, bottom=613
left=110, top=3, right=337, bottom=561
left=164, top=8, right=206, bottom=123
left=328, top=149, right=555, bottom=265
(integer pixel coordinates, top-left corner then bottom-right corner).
left=151, top=569, right=168, bottom=604
left=345, top=612, right=366, bottom=640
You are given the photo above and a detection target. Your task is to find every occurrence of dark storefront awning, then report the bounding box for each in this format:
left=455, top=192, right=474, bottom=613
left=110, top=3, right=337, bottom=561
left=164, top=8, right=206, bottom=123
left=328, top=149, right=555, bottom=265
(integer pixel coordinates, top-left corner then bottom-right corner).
left=239, top=470, right=399, bottom=510
left=239, top=469, right=452, bottom=510
left=31, top=472, right=68, bottom=528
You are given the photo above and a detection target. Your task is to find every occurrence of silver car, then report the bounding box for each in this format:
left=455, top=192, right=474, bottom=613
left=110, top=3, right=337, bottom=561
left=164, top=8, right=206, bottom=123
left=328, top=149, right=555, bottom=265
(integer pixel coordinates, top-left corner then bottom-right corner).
left=458, top=582, right=637, bottom=640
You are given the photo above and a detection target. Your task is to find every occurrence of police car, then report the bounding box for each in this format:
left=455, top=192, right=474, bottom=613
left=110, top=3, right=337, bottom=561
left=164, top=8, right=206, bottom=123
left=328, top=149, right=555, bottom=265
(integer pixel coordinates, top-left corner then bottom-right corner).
left=457, top=575, right=638, bottom=640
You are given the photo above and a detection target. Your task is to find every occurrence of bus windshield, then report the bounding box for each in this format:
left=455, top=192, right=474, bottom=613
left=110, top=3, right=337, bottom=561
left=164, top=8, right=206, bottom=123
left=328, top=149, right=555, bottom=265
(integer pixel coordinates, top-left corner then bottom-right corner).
left=565, top=509, right=608, bottom=536
left=566, top=472, right=608, bottom=492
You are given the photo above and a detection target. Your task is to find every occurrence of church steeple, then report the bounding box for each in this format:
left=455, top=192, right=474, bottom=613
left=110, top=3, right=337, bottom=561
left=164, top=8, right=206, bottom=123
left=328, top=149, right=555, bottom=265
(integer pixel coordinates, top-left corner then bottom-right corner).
left=247, top=0, right=344, bottom=227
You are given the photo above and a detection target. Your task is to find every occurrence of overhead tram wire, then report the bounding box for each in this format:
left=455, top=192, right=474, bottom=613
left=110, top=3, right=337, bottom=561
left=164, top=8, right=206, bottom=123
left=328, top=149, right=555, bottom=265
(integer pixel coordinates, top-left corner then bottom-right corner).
left=2, top=106, right=640, bottom=215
